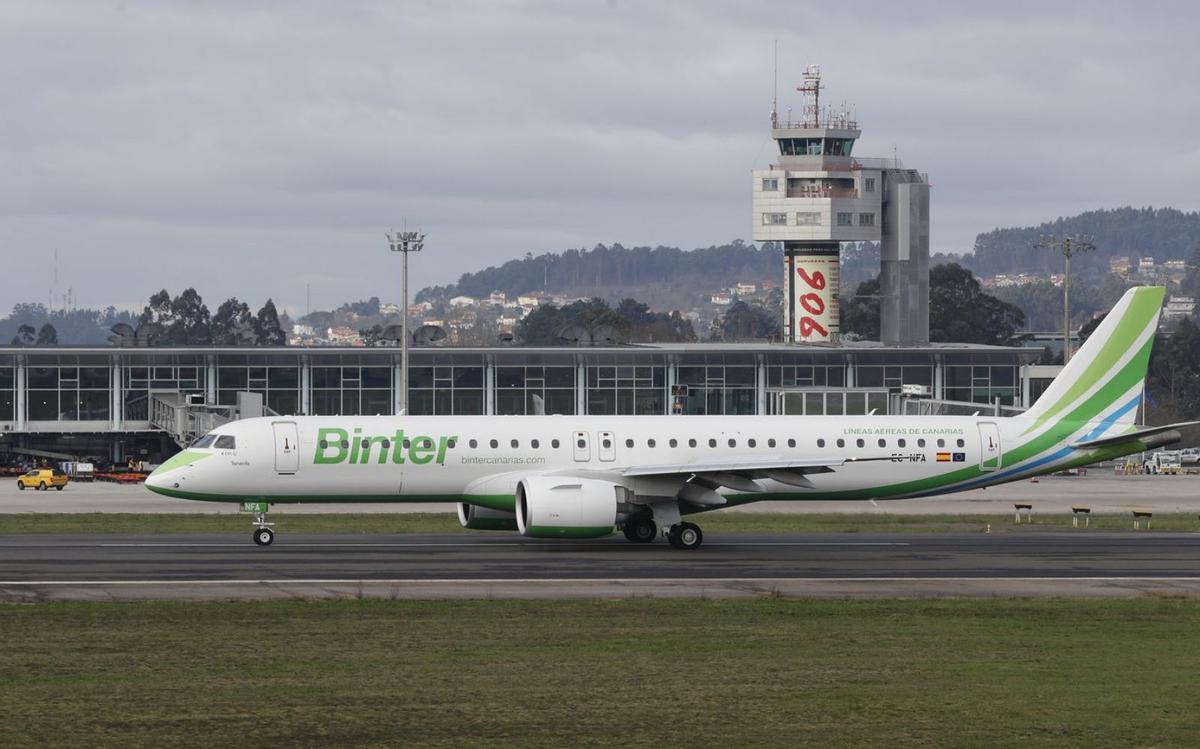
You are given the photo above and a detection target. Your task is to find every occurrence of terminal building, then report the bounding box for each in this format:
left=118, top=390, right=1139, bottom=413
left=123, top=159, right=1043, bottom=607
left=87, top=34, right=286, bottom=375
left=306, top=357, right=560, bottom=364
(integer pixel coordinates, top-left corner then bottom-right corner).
left=0, top=342, right=1040, bottom=464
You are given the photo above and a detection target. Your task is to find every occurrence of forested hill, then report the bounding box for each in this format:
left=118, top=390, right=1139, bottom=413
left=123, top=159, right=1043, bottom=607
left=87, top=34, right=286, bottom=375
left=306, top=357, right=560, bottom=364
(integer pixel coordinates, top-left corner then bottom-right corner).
left=972, top=207, right=1200, bottom=278
left=417, top=241, right=783, bottom=309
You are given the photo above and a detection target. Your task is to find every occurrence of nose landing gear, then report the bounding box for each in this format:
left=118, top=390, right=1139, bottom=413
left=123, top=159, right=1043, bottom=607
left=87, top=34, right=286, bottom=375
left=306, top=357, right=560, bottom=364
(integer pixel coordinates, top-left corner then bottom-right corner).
left=251, top=511, right=275, bottom=546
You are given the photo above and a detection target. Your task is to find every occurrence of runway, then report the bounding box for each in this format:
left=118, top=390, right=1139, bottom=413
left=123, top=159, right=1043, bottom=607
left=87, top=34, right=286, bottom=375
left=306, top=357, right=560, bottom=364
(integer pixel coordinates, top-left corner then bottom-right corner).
left=2, top=530, right=1200, bottom=600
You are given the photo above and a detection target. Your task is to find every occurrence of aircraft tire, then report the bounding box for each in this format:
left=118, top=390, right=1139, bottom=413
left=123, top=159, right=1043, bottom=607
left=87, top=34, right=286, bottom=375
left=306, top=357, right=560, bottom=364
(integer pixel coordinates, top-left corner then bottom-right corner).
left=667, top=522, right=703, bottom=550
left=253, top=528, right=275, bottom=546
left=623, top=517, right=657, bottom=543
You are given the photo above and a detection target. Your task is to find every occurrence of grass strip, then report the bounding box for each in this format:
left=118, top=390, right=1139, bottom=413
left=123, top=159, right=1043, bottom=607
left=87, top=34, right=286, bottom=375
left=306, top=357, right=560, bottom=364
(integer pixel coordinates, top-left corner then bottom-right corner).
left=0, top=511, right=1198, bottom=535
left=1, top=598, right=1198, bottom=748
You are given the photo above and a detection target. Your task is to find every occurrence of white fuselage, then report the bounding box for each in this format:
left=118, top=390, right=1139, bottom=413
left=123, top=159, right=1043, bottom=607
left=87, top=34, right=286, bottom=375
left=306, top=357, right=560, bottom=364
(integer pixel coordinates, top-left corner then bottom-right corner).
left=146, top=413, right=1070, bottom=505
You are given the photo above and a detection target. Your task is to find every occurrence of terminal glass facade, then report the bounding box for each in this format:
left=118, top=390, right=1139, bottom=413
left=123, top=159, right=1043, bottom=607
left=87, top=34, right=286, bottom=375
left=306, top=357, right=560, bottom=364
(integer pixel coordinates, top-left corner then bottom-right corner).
left=408, top=357, right=485, bottom=416
left=0, top=366, right=14, bottom=423
left=27, top=362, right=111, bottom=422
left=0, top=345, right=1037, bottom=430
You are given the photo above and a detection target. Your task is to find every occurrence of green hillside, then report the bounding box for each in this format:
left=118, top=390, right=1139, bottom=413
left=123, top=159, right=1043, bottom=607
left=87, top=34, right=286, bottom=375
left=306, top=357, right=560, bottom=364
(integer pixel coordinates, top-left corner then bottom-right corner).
left=972, top=206, right=1200, bottom=278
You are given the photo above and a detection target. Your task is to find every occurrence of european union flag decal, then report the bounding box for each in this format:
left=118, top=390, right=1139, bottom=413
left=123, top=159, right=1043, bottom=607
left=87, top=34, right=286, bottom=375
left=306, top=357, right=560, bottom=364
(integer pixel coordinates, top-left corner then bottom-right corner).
left=952, top=452, right=966, bottom=462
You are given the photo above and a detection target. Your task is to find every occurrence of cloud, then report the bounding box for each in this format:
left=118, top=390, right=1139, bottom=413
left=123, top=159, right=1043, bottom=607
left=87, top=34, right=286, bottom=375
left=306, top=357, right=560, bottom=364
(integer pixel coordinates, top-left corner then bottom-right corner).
left=1, top=0, right=1197, bottom=314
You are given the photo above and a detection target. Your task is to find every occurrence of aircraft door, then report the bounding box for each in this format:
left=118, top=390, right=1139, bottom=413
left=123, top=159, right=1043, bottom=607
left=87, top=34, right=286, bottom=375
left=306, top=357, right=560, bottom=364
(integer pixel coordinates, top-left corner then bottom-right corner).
left=273, top=421, right=300, bottom=474
left=598, top=430, right=616, bottom=462
left=572, top=431, right=591, bottom=462
left=977, top=422, right=1001, bottom=472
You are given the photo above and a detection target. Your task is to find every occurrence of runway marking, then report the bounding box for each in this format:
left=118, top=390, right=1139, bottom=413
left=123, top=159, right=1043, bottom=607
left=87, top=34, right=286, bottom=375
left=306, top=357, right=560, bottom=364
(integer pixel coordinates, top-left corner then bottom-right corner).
left=4, top=576, right=1200, bottom=586
left=91, top=541, right=912, bottom=548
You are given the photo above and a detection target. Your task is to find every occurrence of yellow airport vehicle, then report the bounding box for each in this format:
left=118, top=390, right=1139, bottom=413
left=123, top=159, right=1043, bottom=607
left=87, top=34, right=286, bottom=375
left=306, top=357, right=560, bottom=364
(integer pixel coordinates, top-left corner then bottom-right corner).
left=16, top=468, right=69, bottom=491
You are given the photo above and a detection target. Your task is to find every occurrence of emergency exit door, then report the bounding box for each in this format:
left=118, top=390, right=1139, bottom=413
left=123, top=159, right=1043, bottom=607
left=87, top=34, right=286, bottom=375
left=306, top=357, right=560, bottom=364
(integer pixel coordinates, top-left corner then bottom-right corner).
left=273, top=421, right=300, bottom=474
left=977, top=422, right=1001, bottom=472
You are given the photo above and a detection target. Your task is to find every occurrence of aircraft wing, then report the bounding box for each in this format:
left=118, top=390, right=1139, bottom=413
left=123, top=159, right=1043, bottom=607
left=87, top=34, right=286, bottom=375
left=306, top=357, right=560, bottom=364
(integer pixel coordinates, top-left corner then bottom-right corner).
left=621, top=456, right=892, bottom=502
left=1069, top=422, right=1200, bottom=450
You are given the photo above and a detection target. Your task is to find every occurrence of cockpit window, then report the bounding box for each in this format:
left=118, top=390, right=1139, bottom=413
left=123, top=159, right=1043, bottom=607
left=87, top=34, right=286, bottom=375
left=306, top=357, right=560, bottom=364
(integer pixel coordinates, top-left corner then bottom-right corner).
left=191, top=435, right=218, bottom=449
left=214, top=435, right=236, bottom=450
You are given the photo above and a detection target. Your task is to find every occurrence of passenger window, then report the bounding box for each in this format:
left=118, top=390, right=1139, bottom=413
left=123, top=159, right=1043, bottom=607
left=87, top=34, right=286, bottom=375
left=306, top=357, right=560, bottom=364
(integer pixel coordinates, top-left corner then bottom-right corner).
left=748, top=438, right=757, bottom=448
left=689, top=438, right=697, bottom=448
left=601, top=438, right=610, bottom=448
left=531, top=439, right=540, bottom=449
left=937, top=439, right=945, bottom=448
left=898, top=439, right=906, bottom=448
left=447, top=439, right=456, bottom=449
left=490, top=439, right=499, bottom=448
left=918, top=438, right=925, bottom=447
left=469, top=439, right=478, bottom=449
left=551, top=439, right=560, bottom=448
left=380, top=439, right=391, bottom=449
left=956, top=438, right=965, bottom=448
left=510, top=439, right=519, bottom=448
left=817, top=439, right=825, bottom=448
left=669, top=438, right=678, bottom=448
left=576, top=438, right=586, bottom=448
left=768, top=438, right=776, bottom=448
left=648, top=439, right=656, bottom=448
left=856, top=439, right=864, bottom=448
left=728, top=439, right=736, bottom=448
left=836, top=438, right=845, bottom=448
left=708, top=439, right=717, bottom=448
left=877, top=439, right=886, bottom=448
left=341, top=440, right=351, bottom=449
left=402, top=439, right=411, bottom=449
left=625, top=438, right=634, bottom=448
left=788, top=438, right=796, bottom=448
left=319, top=440, right=328, bottom=449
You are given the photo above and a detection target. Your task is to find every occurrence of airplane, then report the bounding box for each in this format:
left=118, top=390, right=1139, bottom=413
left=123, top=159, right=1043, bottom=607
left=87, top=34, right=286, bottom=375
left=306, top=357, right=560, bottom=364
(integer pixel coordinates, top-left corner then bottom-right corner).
left=146, top=286, right=1191, bottom=549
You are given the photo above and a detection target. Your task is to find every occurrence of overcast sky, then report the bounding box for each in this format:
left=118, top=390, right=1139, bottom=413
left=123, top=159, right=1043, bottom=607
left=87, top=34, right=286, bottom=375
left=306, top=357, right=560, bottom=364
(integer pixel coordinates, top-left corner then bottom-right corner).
left=3, top=0, right=1198, bottom=316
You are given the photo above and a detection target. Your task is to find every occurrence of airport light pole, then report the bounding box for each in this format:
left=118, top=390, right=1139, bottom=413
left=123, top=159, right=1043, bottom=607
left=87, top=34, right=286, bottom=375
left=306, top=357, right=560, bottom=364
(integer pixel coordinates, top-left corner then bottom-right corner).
left=387, top=230, right=424, bottom=414
left=1035, top=234, right=1095, bottom=363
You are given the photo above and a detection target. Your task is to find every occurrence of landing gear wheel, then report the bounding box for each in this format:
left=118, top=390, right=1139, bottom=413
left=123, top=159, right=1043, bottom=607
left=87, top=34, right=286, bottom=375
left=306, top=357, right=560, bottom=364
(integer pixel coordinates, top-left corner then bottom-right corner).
left=622, top=517, right=658, bottom=543
left=253, top=527, right=275, bottom=546
left=667, top=522, right=703, bottom=550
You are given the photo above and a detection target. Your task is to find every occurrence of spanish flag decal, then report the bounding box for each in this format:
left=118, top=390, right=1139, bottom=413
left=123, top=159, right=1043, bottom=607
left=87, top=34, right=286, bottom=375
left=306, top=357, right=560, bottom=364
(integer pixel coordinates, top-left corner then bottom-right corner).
left=936, top=453, right=952, bottom=462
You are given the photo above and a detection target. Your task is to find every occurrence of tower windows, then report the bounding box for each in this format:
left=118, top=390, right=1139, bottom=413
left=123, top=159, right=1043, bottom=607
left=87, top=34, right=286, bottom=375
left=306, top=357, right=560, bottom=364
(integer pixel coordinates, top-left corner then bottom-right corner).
left=859, top=213, right=875, bottom=227
left=795, top=212, right=821, bottom=226
left=837, top=212, right=853, bottom=227
left=762, top=213, right=788, bottom=226
left=761, top=178, right=779, bottom=191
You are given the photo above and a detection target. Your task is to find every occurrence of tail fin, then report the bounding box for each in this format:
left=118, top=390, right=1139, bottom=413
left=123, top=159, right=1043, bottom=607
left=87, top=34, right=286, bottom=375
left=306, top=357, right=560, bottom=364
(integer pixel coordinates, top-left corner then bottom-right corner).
left=1023, top=286, right=1164, bottom=431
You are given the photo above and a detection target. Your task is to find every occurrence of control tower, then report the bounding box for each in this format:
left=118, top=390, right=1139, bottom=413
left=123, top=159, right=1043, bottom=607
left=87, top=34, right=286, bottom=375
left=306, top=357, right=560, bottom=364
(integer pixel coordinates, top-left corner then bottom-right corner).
left=752, top=66, right=930, bottom=343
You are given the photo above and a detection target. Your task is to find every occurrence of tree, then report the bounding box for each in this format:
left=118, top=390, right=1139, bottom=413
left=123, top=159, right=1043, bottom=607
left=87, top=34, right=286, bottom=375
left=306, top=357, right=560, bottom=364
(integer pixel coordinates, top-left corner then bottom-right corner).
left=928, top=264, right=1026, bottom=345
left=35, top=323, right=57, bottom=345
left=211, top=298, right=256, bottom=345
left=11, top=324, right=35, bottom=345
left=840, top=277, right=881, bottom=340
left=254, top=299, right=286, bottom=345
left=167, top=288, right=211, bottom=345
left=709, top=301, right=780, bottom=341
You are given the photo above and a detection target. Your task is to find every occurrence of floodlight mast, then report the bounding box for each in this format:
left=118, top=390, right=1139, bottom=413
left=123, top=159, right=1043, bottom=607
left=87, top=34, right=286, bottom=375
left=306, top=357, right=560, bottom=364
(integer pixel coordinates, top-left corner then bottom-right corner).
left=386, top=230, right=425, bottom=414
left=1035, top=234, right=1095, bottom=363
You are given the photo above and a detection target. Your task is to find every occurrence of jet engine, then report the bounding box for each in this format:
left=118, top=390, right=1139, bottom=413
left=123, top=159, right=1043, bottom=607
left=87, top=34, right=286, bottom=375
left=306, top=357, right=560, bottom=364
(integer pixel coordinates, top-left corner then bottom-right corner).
left=515, top=476, right=618, bottom=538
left=457, top=503, right=519, bottom=531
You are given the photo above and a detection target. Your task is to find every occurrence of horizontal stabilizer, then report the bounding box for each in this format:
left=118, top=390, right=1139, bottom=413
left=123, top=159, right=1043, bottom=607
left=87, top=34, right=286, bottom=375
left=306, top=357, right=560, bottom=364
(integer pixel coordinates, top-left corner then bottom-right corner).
left=1069, top=422, right=1200, bottom=450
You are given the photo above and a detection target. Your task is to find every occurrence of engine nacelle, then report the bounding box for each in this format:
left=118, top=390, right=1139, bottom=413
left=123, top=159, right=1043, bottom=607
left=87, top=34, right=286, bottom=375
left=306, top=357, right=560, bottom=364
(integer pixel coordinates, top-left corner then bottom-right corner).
left=516, top=476, right=618, bottom=539
left=457, top=503, right=519, bottom=531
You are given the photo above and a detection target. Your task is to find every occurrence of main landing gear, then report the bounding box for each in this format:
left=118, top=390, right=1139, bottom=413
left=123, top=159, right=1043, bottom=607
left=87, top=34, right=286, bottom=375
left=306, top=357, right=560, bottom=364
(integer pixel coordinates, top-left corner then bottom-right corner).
left=667, top=522, right=703, bottom=550
left=621, top=516, right=704, bottom=549
left=252, top=511, right=275, bottom=546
